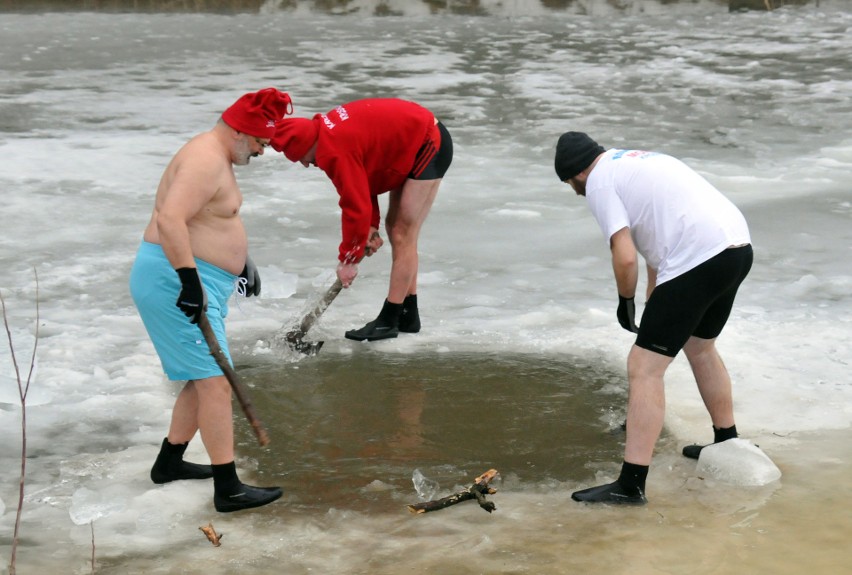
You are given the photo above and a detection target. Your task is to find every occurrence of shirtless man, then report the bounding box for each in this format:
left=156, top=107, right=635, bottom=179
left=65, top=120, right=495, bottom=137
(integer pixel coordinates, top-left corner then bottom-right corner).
left=130, top=88, right=292, bottom=513
left=554, top=132, right=753, bottom=505
left=271, top=98, right=453, bottom=342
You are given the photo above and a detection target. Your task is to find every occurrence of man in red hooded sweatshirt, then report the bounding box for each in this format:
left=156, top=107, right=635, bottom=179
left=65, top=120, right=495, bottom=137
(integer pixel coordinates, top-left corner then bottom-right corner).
left=272, top=98, right=453, bottom=341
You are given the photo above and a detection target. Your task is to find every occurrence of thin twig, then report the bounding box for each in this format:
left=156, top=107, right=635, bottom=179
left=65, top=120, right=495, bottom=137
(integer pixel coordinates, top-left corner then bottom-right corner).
left=90, top=521, right=96, bottom=574
left=2, top=270, right=40, bottom=575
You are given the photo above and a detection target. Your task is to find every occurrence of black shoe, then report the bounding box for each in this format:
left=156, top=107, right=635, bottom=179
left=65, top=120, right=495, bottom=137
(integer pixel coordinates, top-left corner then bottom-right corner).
left=345, top=320, right=399, bottom=341
left=571, top=481, right=647, bottom=505
left=398, top=307, right=421, bottom=333
left=682, top=444, right=706, bottom=460
left=682, top=438, right=753, bottom=460
left=151, top=460, right=214, bottom=484
left=214, top=484, right=283, bottom=513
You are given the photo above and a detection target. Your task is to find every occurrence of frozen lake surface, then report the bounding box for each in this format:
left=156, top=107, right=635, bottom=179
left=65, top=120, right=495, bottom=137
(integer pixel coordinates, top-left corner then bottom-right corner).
left=0, top=1, right=850, bottom=573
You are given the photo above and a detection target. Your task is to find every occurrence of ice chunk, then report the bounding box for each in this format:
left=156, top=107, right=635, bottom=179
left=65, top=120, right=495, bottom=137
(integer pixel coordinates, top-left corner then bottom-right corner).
left=69, top=486, right=127, bottom=525
left=362, top=479, right=395, bottom=492
left=696, top=438, right=781, bottom=486
left=258, top=266, right=298, bottom=299
left=412, top=469, right=440, bottom=501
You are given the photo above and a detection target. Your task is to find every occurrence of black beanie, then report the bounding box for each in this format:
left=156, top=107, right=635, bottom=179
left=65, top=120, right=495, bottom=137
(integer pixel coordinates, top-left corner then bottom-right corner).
left=554, top=132, right=605, bottom=181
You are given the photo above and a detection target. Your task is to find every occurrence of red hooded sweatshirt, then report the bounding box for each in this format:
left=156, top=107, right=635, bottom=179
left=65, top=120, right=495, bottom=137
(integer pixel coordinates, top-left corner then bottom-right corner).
left=311, top=99, right=439, bottom=263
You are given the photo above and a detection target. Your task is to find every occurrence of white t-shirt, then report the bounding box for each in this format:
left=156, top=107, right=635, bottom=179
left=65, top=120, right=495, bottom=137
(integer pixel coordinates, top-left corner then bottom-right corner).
left=585, top=149, right=751, bottom=286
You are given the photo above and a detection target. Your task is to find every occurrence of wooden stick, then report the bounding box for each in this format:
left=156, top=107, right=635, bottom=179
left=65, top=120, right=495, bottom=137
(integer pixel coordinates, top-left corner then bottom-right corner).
left=197, top=312, right=270, bottom=446
left=293, top=278, right=343, bottom=337
left=283, top=278, right=343, bottom=355
left=407, top=469, right=499, bottom=514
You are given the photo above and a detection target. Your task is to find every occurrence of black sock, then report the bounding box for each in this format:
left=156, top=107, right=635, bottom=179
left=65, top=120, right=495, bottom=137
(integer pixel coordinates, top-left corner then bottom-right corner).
left=212, top=461, right=241, bottom=495
left=713, top=424, right=738, bottom=443
left=376, top=299, right=403, bottom=327
left=403, top=294, right=418, bottom=311
left=163, top=438, right=189, bottom=457
left=617, top=461, right=649, bottom=494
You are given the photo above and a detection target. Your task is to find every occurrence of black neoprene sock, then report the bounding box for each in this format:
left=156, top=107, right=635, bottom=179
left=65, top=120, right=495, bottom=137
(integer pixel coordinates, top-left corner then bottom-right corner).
left=376, top=299, right=403, bottom=327
left=713, top=424, right=738, bottom=443
left=212, top=461, right=242, bottom=496
left=161, top=439, right=186, bottom=456
left=402, top=294, right=417, bottom=311
left=617, top=461, right=649, bottom=494
left=151, top=438, right=213, bottom=484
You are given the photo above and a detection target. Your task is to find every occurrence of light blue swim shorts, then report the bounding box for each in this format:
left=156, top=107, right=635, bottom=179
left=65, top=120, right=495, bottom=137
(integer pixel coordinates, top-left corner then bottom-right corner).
left=130, top=241, right=236, bottom=381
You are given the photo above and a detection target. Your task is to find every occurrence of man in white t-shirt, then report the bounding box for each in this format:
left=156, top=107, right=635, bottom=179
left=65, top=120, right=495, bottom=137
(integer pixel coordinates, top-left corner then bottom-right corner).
left=554, top=131, right=753, bottom=504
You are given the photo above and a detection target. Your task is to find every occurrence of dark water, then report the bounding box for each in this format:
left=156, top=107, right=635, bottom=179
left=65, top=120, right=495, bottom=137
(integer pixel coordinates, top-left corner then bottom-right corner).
left=235, top=352, right=632, bottom=515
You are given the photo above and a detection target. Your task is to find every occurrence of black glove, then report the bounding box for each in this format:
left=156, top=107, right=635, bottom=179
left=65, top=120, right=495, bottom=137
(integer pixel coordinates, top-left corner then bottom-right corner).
left=616, top=295, right=639, bottom=333
left=175, top=267, right=207, bottom=324
left=240, top=255, right=261, bottom=297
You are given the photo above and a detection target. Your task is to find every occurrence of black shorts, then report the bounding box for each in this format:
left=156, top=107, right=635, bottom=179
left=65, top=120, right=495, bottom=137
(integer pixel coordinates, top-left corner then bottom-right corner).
left=409, top=121, right=453, bottom=180
left=635, top=245, right=753, bottom=357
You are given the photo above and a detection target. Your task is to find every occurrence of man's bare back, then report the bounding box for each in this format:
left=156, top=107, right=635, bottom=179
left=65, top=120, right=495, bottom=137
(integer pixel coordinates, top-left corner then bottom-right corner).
left=142, top=125, right=248, bottom=275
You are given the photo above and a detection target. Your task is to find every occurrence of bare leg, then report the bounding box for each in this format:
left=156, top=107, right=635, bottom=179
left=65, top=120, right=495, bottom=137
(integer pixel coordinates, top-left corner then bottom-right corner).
left=173, top=378, right=281, bottom=512
left=172, top=375, right=234, bottom=465
left=682, top=336, right=735, bottom=429
left=167, top=381, right=200, bottom=444
left=385, top=178, right=440, bottom=303
left=152, top=379, right=221, bottom=484
left=571, top=344, right=672, bottom=503
left=623, top=345, right=674, bottom=466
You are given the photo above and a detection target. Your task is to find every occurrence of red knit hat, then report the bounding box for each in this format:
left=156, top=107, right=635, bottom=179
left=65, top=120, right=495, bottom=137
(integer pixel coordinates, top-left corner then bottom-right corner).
left=271, top=117, right=319, bottom=162
left=222, top=88, right=293, bottom=139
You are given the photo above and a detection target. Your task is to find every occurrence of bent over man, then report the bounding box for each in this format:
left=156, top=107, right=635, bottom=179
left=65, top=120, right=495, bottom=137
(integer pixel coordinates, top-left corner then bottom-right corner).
left=555, top=132, right=753, bottom=505
left=130, top=88, right=292, bottom=513
left=271, top=98, right=453, bottom=342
